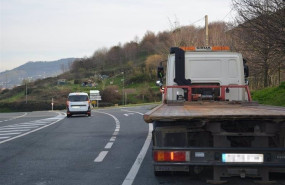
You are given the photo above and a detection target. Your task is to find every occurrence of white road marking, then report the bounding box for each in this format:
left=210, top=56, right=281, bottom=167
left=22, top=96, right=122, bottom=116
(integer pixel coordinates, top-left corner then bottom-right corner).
left=14, top=112, right=28, bottom=119
left=0, top=137, right=10, bottom=139
left=0, top=113, right=65, bottom=145
left=0, top=130, right=28, bottom=133
left=0, top=132, right=21, bottom=135
left=0, top=113, right=28, bottom=123
left=121, top=110, right=153, bottom=185
left=94, top=111, right=121, bottom=163
left=0, top=128, right=30, bottom=131
left=2, top=125, right=39, bottom=129
left=94, top=151, right=108, bottom=162
left=124, top=114, right=129, bottom=117
left=110, top=136, right=116, bottom=142
left=105, top=142, right=113, bottom=149
left=18, top=123, right=46, bottom=126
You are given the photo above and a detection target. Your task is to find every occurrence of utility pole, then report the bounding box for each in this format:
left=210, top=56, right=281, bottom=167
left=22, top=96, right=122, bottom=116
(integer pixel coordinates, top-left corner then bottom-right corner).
left=205, top=15, right=209, bottom=46
left=122, top=72, right=124, bottom=106
left=25, top=82, right=27, bottom=104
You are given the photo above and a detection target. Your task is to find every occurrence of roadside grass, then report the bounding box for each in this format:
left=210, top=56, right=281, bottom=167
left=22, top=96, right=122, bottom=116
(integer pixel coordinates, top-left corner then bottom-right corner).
left=1, top=92, right=24, bottom=103
left=252, top=82, right=285, bottom=107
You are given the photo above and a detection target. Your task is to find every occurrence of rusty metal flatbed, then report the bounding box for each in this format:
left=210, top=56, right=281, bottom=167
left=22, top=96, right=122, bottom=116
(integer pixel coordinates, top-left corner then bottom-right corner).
left=143, top=102, right=285, bottom=123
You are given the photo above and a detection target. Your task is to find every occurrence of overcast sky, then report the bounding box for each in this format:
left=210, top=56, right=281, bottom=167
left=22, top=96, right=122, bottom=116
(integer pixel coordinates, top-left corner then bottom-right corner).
left=0, top=0, right=234, bottom=72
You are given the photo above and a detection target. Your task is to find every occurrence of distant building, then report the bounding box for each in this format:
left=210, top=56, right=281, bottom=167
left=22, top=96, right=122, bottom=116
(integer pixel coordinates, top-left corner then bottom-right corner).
left=57, top=79, right=66, bottom=85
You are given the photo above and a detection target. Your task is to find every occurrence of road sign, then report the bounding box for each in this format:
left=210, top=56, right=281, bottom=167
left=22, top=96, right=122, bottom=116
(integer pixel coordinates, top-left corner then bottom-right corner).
left=90, top=95, right=101, bottom=100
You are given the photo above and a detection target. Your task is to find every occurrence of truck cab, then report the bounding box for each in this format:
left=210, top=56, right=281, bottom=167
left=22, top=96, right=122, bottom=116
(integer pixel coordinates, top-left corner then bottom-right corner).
left=164, top=46, right=249, bottom=102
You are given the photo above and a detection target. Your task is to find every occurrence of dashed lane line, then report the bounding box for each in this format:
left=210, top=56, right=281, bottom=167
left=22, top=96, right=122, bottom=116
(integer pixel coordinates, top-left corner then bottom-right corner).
left=104, top=142, right=114, bottom=149
left=93, top=111, right=120, bottom=163
left=94, top=151, right=108, bottom=162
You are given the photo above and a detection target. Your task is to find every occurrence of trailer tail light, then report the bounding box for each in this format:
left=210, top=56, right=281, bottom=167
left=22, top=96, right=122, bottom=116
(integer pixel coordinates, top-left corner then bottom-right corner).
left=154, top=151, right=190, bottom=162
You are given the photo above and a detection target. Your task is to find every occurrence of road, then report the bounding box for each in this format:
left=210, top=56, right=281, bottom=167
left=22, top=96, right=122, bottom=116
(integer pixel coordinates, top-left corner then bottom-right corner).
left=0, top=105, right=285, bottom=185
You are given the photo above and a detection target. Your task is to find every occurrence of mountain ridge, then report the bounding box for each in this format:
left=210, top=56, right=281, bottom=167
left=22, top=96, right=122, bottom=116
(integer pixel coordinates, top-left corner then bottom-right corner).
left=0, top=58, right=78, bottom=89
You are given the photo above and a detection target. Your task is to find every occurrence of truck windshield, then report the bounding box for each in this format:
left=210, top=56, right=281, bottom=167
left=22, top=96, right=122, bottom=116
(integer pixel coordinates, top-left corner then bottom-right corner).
left=68, top=95, right=88, bottom=102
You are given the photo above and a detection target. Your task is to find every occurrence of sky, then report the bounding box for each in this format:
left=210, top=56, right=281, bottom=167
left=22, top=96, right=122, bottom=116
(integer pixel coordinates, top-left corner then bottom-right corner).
left=0, top=0, right=234, bottom=72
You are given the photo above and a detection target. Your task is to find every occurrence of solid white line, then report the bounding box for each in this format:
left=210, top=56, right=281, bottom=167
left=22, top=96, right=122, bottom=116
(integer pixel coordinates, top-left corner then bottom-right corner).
left=0, top=121, right=3, bottom=123
left=121, top=110, right=152, bottom=185
left=0, top=113, right=64, bottom=145
left=122, top=123, right=153, bottom=185
left=105, top=142, right=113, bottom=149
left=0, top=132, right=21, bottom=136
left=94, top=151, right=108, bottom=162
left=14, top=112, right=28, bottom=119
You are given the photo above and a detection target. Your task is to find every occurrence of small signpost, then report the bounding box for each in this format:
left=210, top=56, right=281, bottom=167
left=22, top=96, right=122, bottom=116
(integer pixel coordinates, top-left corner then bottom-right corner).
left=90, top=90, right=101, bottom=108
left=51, top=98, right=54, bottom=111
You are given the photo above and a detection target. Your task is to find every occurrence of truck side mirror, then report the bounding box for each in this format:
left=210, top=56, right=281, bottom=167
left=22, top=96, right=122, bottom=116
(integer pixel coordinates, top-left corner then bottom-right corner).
left=244, top=65, right=249, bottom=78
left=243, top=59, right=249, bottom=78
left=157, top=66, right=164, bottom=79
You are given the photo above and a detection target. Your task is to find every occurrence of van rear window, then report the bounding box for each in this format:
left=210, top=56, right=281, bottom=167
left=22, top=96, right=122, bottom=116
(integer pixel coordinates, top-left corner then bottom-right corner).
left=68, top=95, right=88, bottom=102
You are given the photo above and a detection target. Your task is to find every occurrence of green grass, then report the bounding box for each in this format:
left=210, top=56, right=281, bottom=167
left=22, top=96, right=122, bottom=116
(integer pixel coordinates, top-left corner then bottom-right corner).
left=2, top=92, right=25, bottom=102
left=252, top=82, right=285, bottom=107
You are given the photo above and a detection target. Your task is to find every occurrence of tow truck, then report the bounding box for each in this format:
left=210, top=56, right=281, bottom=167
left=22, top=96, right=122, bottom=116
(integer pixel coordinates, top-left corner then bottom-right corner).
left=143, top=46, right=285, bottom=183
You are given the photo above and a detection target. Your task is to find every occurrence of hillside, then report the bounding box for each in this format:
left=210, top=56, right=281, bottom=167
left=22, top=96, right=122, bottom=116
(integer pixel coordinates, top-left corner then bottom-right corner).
left=0, top=21, right=284, bottom=112
left=0, top=58, right=77, bottom=89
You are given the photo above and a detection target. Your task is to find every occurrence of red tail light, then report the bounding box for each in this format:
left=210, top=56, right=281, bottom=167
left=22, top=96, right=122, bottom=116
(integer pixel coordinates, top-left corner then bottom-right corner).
left=154, top=151, right=190, bottom=162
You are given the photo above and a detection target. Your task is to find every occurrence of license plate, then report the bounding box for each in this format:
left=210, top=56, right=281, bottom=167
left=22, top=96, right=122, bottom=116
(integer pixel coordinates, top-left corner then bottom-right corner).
left=72, top=106, right=80, bottom=108
left=222, top=153, right=264, bottom=163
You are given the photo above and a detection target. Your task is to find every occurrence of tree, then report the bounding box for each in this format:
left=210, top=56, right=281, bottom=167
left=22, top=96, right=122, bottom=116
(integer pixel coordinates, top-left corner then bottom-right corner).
left=101, top=85, right=121, bottom=104
left=145, top=54, right=164, bottom=76
left=232, top=0, right=285, bottom=87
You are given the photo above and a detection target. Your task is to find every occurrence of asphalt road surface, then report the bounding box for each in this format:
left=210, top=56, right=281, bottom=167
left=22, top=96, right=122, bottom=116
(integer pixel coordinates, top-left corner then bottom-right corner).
left=0, top=105, right=285, bottom=185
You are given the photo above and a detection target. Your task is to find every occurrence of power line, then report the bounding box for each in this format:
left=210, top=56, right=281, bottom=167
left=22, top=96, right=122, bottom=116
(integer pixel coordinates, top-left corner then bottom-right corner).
left=189, top=16, right=205, bottom=25
left=222, top=7, right=234, bottom=21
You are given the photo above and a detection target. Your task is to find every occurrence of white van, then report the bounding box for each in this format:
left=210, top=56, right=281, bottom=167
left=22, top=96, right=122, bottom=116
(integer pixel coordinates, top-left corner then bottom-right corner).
left=66, top=92, right=91, bottom=117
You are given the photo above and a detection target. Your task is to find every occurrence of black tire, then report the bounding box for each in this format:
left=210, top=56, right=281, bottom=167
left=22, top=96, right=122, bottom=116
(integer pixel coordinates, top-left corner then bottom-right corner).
left=88, top=113, right=91, bottom=116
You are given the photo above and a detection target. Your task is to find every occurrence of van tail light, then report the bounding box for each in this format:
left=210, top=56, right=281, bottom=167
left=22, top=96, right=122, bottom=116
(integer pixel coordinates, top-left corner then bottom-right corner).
left=154, top=151, right=190, bottom=162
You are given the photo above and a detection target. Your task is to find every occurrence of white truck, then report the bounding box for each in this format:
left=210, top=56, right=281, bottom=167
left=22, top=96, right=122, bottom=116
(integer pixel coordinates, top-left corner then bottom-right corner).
left=144, top=46, right=285, bottom=183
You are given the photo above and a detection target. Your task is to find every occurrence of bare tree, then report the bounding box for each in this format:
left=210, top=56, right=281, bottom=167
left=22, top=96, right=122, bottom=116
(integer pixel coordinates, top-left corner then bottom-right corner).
left=232, top=0, right=285, bottom=87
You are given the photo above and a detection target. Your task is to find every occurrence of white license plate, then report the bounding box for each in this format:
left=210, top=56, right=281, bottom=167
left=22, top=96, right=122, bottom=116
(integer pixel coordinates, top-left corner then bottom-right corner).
left=222, top=153, right=264, bottom=163
left=72, top=106, right=80, bottom=108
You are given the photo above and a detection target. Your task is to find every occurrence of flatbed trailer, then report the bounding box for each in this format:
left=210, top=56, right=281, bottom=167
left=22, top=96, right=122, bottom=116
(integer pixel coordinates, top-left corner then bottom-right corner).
left=144, top=101, right=285, bottom=183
